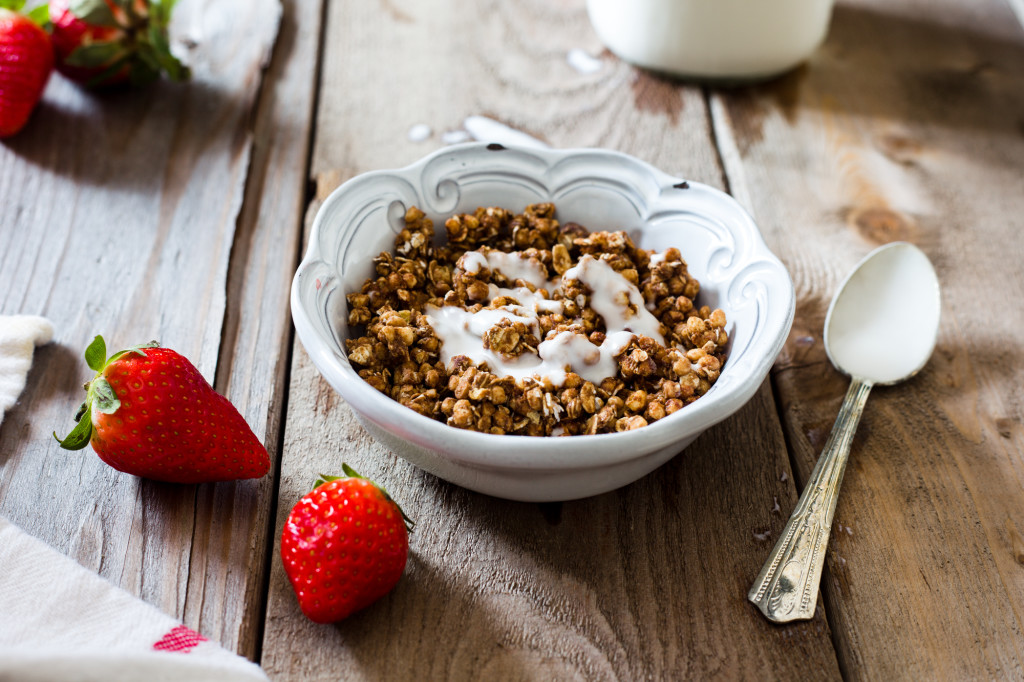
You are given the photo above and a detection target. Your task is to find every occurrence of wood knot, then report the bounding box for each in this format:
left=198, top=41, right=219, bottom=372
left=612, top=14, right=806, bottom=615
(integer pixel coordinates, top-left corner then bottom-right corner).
left=1005, top=518, right=1024, bottom=566
left=847, top=207, right=916, bottom=244
left=995, top=417, right=1015, bottom=438
left=879, top=133, right=923, bottom=165
left=630, top=70, right=684, bottom=125
left=313, top=377, right=340, bottom=416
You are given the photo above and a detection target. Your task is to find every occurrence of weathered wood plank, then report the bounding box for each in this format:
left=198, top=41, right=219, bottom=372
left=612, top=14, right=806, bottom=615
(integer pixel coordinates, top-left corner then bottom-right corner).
left=0, top=0, right=283, bottom=657
left=712, top=0, right=1024, bottom=678
left=265, top=351, right=840, bottom=681
left=183, top=0, right=322, bottom=657
left=261, top=0, right=841, bottom=678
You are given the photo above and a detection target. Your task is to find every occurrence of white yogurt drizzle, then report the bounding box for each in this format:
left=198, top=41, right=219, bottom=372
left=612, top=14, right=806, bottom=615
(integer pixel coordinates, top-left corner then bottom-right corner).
left=461, top=249, right=552, bottom=290
left=460, top=250, right=489, bottom=276
left=425, top=249, right=670, bottom=390
left=538, top=329, right=635, bottom=385
left=488, top=284, right=563, bottom=314
left=562, top=255, right=665, bottom=344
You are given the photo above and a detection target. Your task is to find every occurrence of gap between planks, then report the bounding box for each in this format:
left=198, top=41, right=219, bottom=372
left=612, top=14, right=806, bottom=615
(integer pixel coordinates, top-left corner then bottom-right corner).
left=704, top=83, right=851, bottom=678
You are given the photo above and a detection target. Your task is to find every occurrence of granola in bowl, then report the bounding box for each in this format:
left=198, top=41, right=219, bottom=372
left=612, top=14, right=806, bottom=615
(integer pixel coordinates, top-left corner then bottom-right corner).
left=344, top=202, right=728, bottom=437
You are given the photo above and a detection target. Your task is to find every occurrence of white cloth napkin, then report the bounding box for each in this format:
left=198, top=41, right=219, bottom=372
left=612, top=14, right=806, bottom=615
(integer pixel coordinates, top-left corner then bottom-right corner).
left=0, top=315, right=53, bottom=424
left=0, top=316, right=268, bottom=682
left=0, top=517, right=269, bottom=682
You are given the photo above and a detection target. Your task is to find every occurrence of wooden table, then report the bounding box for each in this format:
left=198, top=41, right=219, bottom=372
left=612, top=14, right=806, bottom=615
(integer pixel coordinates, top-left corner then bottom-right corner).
left=3, top=0, right=1023, bottom=678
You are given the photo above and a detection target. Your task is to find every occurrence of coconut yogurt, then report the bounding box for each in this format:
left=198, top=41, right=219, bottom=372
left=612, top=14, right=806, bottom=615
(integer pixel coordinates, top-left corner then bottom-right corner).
left=425, top=250, right=668, bottom=387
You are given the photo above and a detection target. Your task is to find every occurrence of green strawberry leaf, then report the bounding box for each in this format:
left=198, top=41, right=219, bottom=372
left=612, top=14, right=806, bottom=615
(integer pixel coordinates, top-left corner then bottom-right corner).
left=325, top=463, right=415, bottom=531
left=129, top=65, right=159, bottom=87
left=313, top=473, right=341, bottom=489
left=85, top=335, right=107, bottom=372
left=65, top=42, right=124, bottom=69
left=148, top=0, right=176, bottom=25
left=26, top=4, right=50, bottom=27
left=58, top=335, right=159, bottom=453
left=82, top=55, right=130, bottom=87
left=0, top=1, right=27, bottom=12
left=90, top=376, right=120, bottom=415
left=145, top=27, right=189, bottom=82
left=86, top=336, right=158, bottom=370
left=106, top=340, right=158, bottom=364
left=54, top=403, right=94, bottom=451
left=69, top=0, right=121, bottom=27
left=128, top=47, right=161, bottom=87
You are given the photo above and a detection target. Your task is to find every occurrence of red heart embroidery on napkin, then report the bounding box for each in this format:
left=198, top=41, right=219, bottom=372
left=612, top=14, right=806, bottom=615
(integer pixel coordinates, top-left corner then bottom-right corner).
left=152, top=624, right=207, bottom=653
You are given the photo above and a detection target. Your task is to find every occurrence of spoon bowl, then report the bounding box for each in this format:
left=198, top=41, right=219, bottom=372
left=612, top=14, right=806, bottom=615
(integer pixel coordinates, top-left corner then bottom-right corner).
left=749, top=242, right=941, bottom=623
left=825, top=242, right=941, bottom=386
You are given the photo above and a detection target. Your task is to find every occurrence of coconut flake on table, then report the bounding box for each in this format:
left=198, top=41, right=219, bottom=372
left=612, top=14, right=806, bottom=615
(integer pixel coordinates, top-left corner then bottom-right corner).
left=407, top=123, right=432, bottom=142
left=566, top=48, right=603, bottom=74
left=442, top=129, right=472, bottom=145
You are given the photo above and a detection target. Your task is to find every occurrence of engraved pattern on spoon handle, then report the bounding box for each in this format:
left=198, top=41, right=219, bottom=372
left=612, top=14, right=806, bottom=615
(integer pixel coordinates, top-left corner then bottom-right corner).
left=748, top=378, right=872, bottom=623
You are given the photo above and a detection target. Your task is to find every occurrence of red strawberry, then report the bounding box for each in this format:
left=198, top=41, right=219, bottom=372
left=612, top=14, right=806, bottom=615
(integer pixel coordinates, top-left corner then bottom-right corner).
left=56, top=335, right=270, bottom=484
left=281, top=465, right=412, bottom=624
left=0, top=6, right=53, bottom=138
left=49, top=0, right=189, bottom=87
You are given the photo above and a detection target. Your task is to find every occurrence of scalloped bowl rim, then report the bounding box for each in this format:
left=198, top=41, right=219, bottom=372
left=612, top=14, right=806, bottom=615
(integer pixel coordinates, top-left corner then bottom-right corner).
left=291, top=143, right=794, bottom=473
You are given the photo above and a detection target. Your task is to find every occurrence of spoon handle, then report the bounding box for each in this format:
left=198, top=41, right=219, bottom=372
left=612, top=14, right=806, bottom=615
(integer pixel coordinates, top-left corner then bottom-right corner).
left=748, top=377, right=872, bottom=623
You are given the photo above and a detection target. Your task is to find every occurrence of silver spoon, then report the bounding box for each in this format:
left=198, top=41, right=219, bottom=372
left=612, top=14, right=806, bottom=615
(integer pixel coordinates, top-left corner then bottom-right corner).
left=748, top=241, right=941, bottom=623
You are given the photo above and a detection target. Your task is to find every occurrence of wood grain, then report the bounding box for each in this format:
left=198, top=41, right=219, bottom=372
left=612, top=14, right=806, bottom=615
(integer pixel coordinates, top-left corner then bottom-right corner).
left=0, top=0, right=283, bottom=655
left=265, top=355, right=841, bottom=681
left=4, top=0, right=1019, bottom=676
left=712, top=0, right=1024, bottom=678
left=260, top=0, right=840, bottom=678
left=183, top=0, right=322, bottom=657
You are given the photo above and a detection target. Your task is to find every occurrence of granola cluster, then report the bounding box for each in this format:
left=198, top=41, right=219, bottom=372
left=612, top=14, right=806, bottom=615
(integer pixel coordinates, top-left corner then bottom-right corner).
left=344, top=203, right=728, bottom=436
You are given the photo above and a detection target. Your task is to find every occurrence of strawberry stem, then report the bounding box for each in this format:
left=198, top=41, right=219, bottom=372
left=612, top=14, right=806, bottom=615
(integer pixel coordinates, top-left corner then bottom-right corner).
left=312, top=464, right=415, bottom=531
left=55, top=335, right=160, bottom=451
left=58, top=0, right=190, bottom=88
left=90, top=376, right=120, bottom=414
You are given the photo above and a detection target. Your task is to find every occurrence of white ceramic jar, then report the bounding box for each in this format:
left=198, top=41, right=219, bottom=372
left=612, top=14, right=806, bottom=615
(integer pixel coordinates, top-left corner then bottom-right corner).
left=586, top=0, right=834, bottom=81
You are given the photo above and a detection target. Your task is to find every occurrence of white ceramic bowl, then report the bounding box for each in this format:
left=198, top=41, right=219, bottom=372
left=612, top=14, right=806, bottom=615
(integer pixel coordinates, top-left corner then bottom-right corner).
left=291, top=143, right=794, bottom=502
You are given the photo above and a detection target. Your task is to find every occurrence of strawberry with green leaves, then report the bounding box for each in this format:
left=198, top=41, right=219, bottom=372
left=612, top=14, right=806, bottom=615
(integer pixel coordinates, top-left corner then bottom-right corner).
left=0, top=1, right=53, bottom=137
left=49, top=0, right=189, bottom=87
left=281, top=465, right=412, bottom=624
left=56, top=335, right=270, bottom=484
